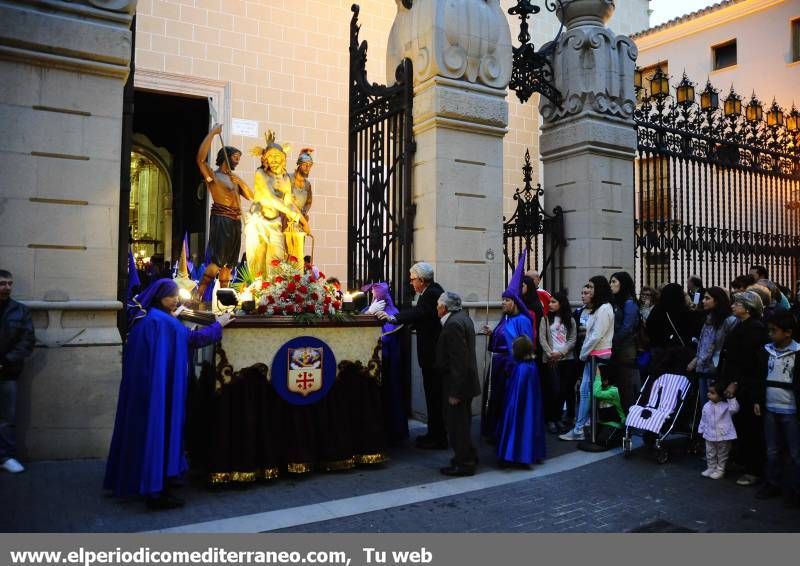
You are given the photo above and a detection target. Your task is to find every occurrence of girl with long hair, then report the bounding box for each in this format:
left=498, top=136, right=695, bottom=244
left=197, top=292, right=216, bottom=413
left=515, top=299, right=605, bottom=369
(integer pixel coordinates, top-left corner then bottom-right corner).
left=539, top=291, right=578, bottom=432
left=559, top=276, right=615, bottom=441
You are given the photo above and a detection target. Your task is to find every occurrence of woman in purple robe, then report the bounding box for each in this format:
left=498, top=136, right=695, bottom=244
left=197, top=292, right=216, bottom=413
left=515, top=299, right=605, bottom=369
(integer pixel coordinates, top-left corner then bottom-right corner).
left=104, top=279, right=230, bottom=509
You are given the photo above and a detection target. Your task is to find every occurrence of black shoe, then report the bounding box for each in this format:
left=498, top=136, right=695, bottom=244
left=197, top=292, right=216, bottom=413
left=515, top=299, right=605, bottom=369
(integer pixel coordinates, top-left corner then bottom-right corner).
left=416, top=437, right=448, bottom=450
left=440, top=465, right=475, bottom=477
left=146, top=493, right=185, bottom=511
left=755, top=484, right=782, bottom=500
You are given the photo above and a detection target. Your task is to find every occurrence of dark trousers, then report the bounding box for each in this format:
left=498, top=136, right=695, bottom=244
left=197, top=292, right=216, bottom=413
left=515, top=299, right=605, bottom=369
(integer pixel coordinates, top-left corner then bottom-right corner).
left=422, top=363, right=446, bottom=441
left=556, top=359, right=579, bottom=421
left=446, top=397, right=476, bottom=466
left=541, top=363, right=562, bottom=423
left=733, top=400, right=765, bottom=477
left=764, top=410, right=800, bottom=492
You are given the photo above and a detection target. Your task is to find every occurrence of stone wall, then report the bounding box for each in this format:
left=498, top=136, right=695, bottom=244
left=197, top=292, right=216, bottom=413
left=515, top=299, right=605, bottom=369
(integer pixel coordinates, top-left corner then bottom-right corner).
left=0, top=0, right=135, bottom=459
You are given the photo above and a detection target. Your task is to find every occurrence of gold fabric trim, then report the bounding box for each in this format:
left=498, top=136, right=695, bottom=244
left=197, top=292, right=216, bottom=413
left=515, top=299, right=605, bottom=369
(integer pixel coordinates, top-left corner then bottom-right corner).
left=287, top=462, right=314, bottom=474
left=209, top=472, right=231, bottom=484
left=320, top=457, right=356, bottom=472
left=231, top=471, right=257, bottom=482
left=354, top=453, right=389, bottom=465
left=208, top=468, right=279, bottom=484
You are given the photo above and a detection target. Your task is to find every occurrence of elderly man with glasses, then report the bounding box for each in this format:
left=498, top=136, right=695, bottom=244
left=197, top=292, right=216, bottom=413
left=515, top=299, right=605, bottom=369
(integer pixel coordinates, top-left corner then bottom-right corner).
left=377, top=263, right=446, bottom=449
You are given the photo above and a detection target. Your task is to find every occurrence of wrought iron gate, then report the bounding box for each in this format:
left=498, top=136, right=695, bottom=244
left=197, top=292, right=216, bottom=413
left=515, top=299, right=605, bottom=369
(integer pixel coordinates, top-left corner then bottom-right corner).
left=347, top=4, right=415, bottom=307
left=635, top=69, right=800, bottom=290
left=504, top=149, right=566, bottom=292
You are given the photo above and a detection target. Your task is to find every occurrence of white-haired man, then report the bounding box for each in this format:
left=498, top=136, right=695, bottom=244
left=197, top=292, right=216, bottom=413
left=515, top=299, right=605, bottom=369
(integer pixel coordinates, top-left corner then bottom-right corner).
left=436, top=292, right=480, bottom=476
left=377, top=262, right=446, bottom=449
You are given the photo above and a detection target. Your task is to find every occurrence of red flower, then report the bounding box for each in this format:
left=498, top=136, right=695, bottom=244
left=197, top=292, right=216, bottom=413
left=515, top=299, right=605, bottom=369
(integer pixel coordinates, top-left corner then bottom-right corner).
left=275, top=276, right=284, bottom=283
left=271, top=259, right=281, bottom=267
left=293, top=274, right=302, bottom=282
left=333, top=300, right=342, bottom=309
left=310, top=292, right=319, bottom=301
left=261, top=281, right=269, bottom=290
left=323, top=296, right=332, bottom=305
left=280, top=291, right=289, bottom=300
left=319, top=272, right=326, bottom=279
left=257, top=305, right=267, bottom=314
left=267, top=295, right=275, bottom=304
left=287, top=281, right=297, bottom=293
left=285, top=304, right=295, bottom=314
left=305, top=304, right=316, bottom=313
left=289, top=255, right=299, bottom=264
left=308, top=276, right=316, bottom=283
left=273, top=306, right=283, bottom=315
left=298, top=285, right=308, bottom=294
left=294, top=293, right=305, bottom=304
left=323, top=304, right=330, bottom=314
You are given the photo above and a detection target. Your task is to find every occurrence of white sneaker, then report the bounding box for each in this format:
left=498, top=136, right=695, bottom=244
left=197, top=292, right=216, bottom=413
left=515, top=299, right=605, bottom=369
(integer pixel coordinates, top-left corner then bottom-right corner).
left=701, top=468, right=714, bottom=477
left=558, top=429, right=585, bottom=441
left=1, top=458, right=25, bottom=474
left=709, top=469, right=724, bottom=480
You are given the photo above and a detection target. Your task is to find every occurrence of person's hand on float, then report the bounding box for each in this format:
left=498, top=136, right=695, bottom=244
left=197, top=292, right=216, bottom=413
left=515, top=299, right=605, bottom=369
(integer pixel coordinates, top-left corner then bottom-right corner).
left=480, top=324, right=492, bottom=335
left=173, top=305, right=188, bottom=318
left=375, top=311, right=396, bottom=322
left=216, top=312, right=234, bottom=327
left=366, top=300, right=386, bottom=315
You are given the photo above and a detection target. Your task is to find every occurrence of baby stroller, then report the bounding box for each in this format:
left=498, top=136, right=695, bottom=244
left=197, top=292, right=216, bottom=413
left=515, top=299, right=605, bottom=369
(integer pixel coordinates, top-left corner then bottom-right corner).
left=622, top=372, right=700, bottom=464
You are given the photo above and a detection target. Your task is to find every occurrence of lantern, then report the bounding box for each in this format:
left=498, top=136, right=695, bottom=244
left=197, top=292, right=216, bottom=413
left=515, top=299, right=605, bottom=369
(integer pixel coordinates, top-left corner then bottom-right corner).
left=675, top=72, right=695, bottom=106
left=745, top=94, right=763, bottom=123
left=766, top=99, right=784, bottom=127
left=649, top=66, right=670, bottom=99
left=699, top=80, right=719, bottom=112
left=724, top=87, right=742, bottom=117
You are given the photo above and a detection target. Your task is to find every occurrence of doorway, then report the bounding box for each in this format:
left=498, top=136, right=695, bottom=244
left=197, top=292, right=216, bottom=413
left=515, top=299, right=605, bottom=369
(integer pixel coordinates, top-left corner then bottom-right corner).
left=128, top=90, right=209, bottom=285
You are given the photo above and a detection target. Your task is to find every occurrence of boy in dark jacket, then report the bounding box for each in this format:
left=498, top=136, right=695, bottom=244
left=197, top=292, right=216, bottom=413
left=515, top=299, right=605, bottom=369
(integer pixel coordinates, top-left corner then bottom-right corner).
left=754, top=311, right=800, bottom=505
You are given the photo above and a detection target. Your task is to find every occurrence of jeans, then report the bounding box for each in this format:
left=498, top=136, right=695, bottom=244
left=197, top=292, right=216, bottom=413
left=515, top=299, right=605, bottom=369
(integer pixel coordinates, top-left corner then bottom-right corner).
left=573, top=354, right=610, bottom=434
left=764, top=410, right=800, bottom=492
left=0, top=380, right=17, bottom=462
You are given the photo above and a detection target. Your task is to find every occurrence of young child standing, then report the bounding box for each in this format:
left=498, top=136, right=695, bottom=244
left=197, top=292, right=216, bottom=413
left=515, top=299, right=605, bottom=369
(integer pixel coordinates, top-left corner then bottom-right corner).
left=754, top=311, right=800, bottom=505
left=698, top=383, right=739, bottom=479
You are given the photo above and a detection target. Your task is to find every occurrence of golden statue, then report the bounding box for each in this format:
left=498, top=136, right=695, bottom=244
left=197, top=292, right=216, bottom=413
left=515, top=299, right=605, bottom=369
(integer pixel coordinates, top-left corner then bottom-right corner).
left=246, top=131, right=310, bottom=275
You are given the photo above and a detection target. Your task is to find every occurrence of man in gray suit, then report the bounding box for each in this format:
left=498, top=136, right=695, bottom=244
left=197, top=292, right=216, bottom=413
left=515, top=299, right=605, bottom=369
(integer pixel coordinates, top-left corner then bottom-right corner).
left=435, top=292, right=481, bottom=476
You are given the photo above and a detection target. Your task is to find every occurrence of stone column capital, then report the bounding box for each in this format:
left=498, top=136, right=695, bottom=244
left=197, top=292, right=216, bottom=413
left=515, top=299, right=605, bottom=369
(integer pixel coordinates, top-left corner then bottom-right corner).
left=540, top=4, right=637, bottom=125
left=386, top=0, right=512, bottom=89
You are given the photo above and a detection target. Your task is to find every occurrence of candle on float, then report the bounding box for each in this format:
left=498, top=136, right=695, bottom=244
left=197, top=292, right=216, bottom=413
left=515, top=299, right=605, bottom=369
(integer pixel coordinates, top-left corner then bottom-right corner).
left=342, top=292, right=354, bottom=311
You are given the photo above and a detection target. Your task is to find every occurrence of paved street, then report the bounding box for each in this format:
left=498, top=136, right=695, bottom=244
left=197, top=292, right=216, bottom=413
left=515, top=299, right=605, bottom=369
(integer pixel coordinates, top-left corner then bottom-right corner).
left=1, top=420, right=797, bottom=533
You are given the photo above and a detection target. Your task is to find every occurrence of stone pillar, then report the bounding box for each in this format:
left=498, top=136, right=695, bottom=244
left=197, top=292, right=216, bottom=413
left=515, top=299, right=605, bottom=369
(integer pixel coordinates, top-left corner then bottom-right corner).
left=539, top=0, right=638, bottom=301
left=386, top=0, right=512, bottom=303
left=0, top=0, right=136, bottom=458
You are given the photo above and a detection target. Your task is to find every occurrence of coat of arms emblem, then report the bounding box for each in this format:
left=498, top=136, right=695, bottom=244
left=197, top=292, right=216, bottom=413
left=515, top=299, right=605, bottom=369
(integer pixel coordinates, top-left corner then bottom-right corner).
left=287, top=347, right=323, bottom=396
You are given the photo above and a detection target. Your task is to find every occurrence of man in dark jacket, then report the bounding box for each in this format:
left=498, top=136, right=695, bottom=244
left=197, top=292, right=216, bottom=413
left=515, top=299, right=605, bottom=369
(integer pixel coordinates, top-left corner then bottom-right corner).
left=377, top=262, right=445, bottom=448
left=0, top=270, right=36, bottom=473
left=435, top=292, right=480, bottom=476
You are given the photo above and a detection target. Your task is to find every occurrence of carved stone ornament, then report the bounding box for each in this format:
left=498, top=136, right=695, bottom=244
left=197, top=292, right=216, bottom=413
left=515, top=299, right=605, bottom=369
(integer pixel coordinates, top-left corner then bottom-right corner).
left=80, top=0, right=137, bottom=14
left=539, top=0, right=637, bottom=123
left=386, top=0, right=512, bottom=89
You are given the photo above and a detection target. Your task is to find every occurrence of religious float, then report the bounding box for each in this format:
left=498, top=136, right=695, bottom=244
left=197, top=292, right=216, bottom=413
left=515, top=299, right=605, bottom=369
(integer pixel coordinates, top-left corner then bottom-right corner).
left=172, top=128, right=395, bottom=485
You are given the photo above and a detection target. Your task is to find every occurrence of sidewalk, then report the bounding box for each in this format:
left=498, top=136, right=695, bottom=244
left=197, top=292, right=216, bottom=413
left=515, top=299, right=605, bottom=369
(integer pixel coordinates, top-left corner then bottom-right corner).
left=1, top=420, right=797, bottom=532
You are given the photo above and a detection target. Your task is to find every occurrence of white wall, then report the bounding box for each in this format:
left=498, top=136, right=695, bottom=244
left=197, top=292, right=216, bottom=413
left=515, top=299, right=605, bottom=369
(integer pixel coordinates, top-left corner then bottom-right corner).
left=636, top=0, right=800, bottom=108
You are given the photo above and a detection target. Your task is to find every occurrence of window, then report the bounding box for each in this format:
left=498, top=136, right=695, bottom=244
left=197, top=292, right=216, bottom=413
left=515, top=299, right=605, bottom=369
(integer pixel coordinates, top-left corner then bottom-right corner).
left=713, top=40, right=737, bottom=70
left=792, top=18, right=800, bottom=62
